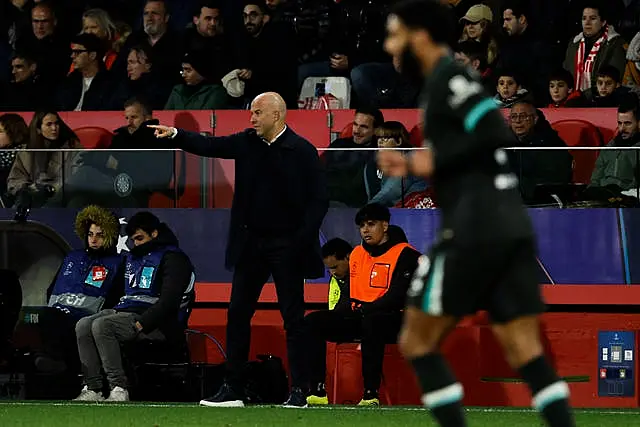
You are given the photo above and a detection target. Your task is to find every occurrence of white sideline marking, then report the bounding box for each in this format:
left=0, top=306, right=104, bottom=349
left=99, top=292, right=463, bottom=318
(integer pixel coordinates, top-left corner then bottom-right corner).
left=0, top=402, right=637, bottom=415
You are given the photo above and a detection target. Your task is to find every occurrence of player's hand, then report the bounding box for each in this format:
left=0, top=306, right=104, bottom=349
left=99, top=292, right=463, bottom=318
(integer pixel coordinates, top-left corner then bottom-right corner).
left=147, top=124, right=174, bottom=139
left=378, top=150, right=409, bottom=177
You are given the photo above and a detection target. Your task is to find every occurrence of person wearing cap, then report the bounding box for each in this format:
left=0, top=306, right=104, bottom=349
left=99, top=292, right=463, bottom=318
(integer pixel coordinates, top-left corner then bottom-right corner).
left=458, top=4, right=498, bottom=67
left=56, top=33, right=113, bottom=111
left=305, top=203, right=420, bottom=407
left=164, top=51, right=229, bottom=110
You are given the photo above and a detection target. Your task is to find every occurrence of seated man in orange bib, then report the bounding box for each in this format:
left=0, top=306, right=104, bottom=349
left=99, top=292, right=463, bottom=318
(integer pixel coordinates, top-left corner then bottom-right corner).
left=305, top=203, right=420, bottom=406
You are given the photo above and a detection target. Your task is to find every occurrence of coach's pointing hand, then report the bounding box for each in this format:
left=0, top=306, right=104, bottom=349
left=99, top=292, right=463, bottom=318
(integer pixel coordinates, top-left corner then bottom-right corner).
left=147, top=124, right=176, bottom=139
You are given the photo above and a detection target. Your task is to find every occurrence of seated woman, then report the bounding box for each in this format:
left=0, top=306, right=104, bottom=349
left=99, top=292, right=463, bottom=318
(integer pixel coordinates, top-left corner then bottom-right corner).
left=364, top=121, right=427, bottom=207
left=0, top=113, right=29, bottom=206
left=6, top=111, right=82, bottom=208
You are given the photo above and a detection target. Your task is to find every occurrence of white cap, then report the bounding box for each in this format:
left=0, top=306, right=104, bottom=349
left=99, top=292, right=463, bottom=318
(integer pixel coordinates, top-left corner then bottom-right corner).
left=221, top=69, right=246, bottom=98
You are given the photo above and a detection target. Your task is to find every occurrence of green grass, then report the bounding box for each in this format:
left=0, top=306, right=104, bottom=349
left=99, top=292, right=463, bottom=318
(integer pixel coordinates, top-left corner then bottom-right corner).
left=1, top=402, right=639, bottom=427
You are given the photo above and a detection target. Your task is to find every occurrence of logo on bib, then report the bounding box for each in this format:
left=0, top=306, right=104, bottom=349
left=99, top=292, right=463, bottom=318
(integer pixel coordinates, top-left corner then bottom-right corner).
left=139, top=266, right=155, bottom=289
left=85, top=266, right=108, bottom=287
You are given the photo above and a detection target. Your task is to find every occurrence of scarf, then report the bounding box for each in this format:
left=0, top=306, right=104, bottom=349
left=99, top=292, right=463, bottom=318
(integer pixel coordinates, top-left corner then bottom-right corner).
left=575, top=27, right=608, bottom=91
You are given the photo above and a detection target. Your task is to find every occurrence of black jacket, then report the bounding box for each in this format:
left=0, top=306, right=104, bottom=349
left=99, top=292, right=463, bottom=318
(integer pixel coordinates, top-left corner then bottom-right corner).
left=356, top=225, right=420, bottom=314
left=119, top=224, right=195, bottom=340
left=172, top=127, right=328, bottom=278
left=508, top=112, right=574, bottom=203
left=324, top=137, right=374, bottom=207
left=57, top=69, right=113, bottom=111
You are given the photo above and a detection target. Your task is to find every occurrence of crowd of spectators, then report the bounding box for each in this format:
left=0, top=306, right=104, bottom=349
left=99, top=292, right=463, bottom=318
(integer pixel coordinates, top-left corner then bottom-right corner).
left=1, top=0, right=640, bottom=209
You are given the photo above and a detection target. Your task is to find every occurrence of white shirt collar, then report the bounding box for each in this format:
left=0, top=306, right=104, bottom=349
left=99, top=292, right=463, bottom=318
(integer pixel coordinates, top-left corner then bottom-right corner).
left=264, top=125, right=287, bottom=144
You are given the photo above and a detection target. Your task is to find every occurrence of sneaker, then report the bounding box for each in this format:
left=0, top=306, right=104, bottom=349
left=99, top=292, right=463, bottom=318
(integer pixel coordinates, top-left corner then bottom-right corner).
left=357, top=389, right=380, bottom=407
left=306, top=383, right=328, bottom=406
left=73, top=385, right=104, bottom=402
left=283, top=387, right=307, bottom=408
left=105, top=386, right=129, bottom=402
left=200, top=383, right=245, bottom=407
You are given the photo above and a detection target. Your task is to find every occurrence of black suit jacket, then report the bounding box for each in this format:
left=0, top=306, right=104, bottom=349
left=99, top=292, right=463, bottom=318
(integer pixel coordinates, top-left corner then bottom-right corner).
left=173, top=127, right=328, bottom=278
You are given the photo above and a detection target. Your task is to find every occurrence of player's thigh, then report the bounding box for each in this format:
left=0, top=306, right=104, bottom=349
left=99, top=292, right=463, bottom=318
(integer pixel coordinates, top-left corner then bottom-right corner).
left=491, top=315, right=544, bottom=368
left=398, top=308, right=458, bottom=357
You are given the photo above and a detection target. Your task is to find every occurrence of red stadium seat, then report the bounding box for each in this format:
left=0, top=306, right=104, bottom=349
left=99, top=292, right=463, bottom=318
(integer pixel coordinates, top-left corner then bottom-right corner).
left=408, top=123, right=424, bottom=147
left=340, top=122, right=353, bottom=139
left=73, top=126, right=113, bottom=149
left=550, top=119, right=604, bottom=184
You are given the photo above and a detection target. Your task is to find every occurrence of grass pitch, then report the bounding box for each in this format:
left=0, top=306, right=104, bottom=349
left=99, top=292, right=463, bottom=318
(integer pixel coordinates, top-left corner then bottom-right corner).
left=1, top=402, right=639, bottom=426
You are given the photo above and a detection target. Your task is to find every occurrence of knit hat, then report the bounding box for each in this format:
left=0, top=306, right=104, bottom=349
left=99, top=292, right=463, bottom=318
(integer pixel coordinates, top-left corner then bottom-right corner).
left=221, top=69, right=246, bottom=98
left=182, top=51, right=213, bottom=81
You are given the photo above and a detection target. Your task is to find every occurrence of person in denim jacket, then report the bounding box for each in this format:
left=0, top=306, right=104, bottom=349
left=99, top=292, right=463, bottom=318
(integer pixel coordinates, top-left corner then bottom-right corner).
left=365, top=121, right=427, bottom=207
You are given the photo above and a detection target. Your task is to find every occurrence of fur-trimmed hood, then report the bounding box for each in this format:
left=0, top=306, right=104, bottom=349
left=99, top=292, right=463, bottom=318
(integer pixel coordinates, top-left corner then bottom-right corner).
left=74, top=205, right=120, bottom=251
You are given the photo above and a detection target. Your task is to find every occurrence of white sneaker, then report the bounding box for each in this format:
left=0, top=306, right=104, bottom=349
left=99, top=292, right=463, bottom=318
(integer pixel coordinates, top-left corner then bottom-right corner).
left=73, top=385, right=104, bottom=402
left=105, top=386, right=129, bottom=402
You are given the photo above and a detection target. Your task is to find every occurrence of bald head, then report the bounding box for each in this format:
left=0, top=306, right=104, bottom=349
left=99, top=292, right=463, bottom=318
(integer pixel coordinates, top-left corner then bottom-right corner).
left=250, top=92, right=287, bottom=141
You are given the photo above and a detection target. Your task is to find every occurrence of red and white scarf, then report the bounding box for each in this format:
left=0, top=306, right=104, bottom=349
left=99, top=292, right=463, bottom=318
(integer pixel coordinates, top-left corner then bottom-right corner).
left=575, top=26, right=608, bottom=91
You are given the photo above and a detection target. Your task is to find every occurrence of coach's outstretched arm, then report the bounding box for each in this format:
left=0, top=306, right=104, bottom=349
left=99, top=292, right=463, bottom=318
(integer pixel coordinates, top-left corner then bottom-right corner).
left=149, top=124, right=246, bottom=159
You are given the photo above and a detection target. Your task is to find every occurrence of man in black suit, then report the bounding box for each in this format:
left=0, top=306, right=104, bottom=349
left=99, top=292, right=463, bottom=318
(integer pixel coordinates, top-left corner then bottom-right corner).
left=150, top=92, right=328, bottom=407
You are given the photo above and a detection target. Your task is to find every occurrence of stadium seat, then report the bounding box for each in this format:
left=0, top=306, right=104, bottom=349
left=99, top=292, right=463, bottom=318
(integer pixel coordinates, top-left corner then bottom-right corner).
left=550, top=119, right=604, bottom=184
left=73, top=127, right=114, bottom=149
left=299, top=77, right=352, bottom=109
left=408, top=123, right=424, bottom=147
left=340, top=122, right=353, bottom=139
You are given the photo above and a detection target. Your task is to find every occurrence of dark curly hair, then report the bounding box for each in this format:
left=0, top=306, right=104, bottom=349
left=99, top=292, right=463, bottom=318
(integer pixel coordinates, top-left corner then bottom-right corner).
left=0, top=113, right=29, bottom=148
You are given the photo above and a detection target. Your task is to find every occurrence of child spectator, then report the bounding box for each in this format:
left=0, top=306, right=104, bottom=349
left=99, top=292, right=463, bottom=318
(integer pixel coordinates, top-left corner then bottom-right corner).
left=493, top=69, right=530, bottom=108
left=583, top=65, right=632, bottom=107
left=548, top=68, right=584, bottom=108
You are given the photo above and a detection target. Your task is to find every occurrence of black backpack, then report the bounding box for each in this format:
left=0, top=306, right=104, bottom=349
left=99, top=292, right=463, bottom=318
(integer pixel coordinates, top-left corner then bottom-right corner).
left=244, top=354, right=289, bottom=404
left=0, top=270, right=21, bottom=361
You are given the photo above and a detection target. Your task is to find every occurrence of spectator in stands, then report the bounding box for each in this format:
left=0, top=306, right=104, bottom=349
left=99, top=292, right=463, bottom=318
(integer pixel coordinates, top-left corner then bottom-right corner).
left=364, top=121, right=427, bottom=207
left=616, top=0, right=640, bottom=44
left=0, top=0, right=32, bottom=51
left=235, top=0, right=298, bottom=108
left=112, top=0, right=184, bottom=86
left=366, top=55, right=420, bottom=109
left=15, top=1, right=70, bottom=85
left=497, top=0, right=553, bottom=106
left=305, top=204, right=420, bottom=407
left=35, top=205, right=124, bottom=374
left=0, top=113, right=28, bottom=205
left=454, top=40, right=492, bottom=93
left=587, top=97, right=640, bottom=198
left=0, top=51, right=52, bottom=111
left=493, top=69, right=530, bottom=108
left=564, top=3, right=626, bottom=94
left=458, top=4, right=498, bottom=68
left=507, top=101, right=573, bottom=204
left=74, top=9, right=129, bottom=72
left=184, top=0, right=235, bottom=85
left=109, top=44, right=172, bottom=111
left=56, top=33, right=112, bottom=112
left=59, top=97, right=173, bottom=208
left=623, top=31, right=640, bottom=88
left=74, top=211, right=195, bottom=402
left=325, top=108, right=384, bottom=208
left=582, top=65, right=632, bottom=107
left=6, top=110, right=81, bottom=208
left=548, top=68, right=585, bottom=108
left=321, top=238, right=352, bottom=312
left=164, top=51, right=229, bottom=110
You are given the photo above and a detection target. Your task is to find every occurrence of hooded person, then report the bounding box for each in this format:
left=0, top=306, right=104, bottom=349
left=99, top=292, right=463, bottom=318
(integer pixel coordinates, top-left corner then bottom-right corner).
left=35, top=205, right=125, bottom=374
left=164, top=51, right=229, bottom=110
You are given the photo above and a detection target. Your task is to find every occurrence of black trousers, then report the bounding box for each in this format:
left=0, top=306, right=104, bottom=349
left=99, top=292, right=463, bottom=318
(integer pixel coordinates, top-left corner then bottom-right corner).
left=305, top=309, right=403, bottom=391
left=226, top=235, right=306, bottom=389
left=37, top=308, right=81, bottom=372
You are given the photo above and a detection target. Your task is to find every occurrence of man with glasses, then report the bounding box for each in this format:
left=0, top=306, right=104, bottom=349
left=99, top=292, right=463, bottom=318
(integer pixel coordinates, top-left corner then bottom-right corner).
left=507, top=101, right=573, bottom=204
left=56, top=33, right=112, bottom=111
